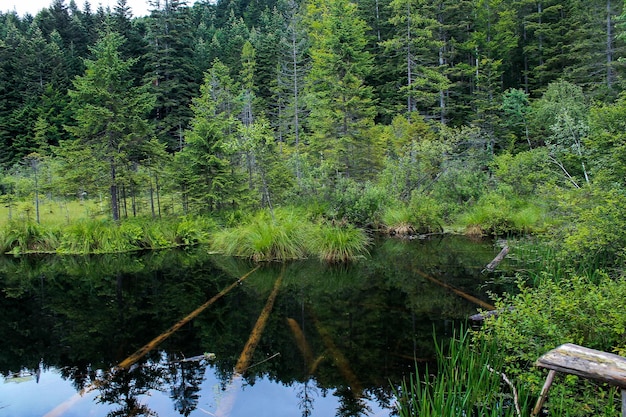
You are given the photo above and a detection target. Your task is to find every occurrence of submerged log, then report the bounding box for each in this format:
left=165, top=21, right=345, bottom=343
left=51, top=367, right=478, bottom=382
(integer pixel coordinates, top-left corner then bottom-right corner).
left=483, top=245, right=509, bottom=272
left=413, top=268, right=495, bottom=310
left=116, top=266, right=259, bottom=370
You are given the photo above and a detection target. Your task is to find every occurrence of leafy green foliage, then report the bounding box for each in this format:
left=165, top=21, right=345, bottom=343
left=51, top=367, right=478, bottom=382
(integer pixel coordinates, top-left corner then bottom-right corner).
left=480, top=274, right=626, bottom=416
left=326, top=178, right=387, bottom=226
left=553, top=188, right=626, bottom=268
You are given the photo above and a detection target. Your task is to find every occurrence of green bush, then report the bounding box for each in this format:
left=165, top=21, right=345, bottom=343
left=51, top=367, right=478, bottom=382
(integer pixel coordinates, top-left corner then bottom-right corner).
left=175, top=216, right=213, bottom=246
left=327, top=178, right=387, bottom=226
left=554, top=187, right=626, bottom=268
left=479, top=274, right=626, bottom=416
left=492, top=149, right=557, bottom=196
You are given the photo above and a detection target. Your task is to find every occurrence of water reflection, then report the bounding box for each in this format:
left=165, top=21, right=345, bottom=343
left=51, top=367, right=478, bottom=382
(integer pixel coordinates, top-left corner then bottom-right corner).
left=0, top=236, right=510, bottom=417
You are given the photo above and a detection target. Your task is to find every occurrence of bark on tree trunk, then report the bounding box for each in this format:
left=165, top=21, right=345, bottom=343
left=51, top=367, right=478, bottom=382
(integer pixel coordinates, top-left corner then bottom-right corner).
left=110, top=161, right=119, bottom=222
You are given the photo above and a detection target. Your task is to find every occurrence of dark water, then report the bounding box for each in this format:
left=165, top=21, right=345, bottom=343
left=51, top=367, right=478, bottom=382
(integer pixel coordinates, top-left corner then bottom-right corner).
left=0, top=236, right=513, bottom=417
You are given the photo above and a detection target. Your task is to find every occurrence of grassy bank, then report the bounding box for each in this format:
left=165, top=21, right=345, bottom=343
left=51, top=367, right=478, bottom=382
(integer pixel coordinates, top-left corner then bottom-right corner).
left=0, top=205, right=371, bottom=262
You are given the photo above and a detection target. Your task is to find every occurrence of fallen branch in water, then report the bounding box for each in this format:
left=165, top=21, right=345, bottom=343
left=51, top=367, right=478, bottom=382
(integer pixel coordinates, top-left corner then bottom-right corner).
left=413, top=268, right=495, bottom=310
left=483, top=245, right=509, bottom=273
left=214, top=268, right=284, bottom=417
left=116, top=266, right=259, bottom=370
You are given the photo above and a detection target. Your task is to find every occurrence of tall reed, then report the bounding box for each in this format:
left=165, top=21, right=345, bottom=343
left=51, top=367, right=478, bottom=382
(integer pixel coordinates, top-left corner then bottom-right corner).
left=310, top=223, right=370, bottom=263
left=396, top=329, right=531, bottom=417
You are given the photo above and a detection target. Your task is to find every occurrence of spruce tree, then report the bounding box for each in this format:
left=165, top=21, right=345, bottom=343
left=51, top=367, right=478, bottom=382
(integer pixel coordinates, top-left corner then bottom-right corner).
left=66, top=30, right=155, bottom=221
left=304, top=0, right=376, bottom=179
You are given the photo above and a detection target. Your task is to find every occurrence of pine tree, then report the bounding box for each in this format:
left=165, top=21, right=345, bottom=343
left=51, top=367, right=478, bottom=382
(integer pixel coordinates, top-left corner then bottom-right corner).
left=178, top=58, right=241, bottom=212
left=144, top=0, right=198, bottom=151
left=304, top=0, right=377, bottom=178
left=66, top=30, right=155, bottom=221
left=383, top=0, right=451, bottom=122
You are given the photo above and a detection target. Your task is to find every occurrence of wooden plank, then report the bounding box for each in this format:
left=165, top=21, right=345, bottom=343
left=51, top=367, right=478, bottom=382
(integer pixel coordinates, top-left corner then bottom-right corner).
left=536, top=343, right=626, bottom=388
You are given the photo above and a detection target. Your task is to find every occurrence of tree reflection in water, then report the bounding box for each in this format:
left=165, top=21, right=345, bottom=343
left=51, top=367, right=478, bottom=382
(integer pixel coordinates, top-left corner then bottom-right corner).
left=0, top=236, right=508, bottom=417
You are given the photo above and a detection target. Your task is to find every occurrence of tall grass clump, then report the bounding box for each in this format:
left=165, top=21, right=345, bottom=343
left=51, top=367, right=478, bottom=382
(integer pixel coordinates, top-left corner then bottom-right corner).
left=211, top=208, right=311, bottom=261
left=57, top=219, right=116, bottom=253
left=0, top=220, right=59, bottom=253
left=382, top=192, right=444, bottom=236
left=309, top=223, right=370, bottom=263
left=396, top=329, right=531, bottom=417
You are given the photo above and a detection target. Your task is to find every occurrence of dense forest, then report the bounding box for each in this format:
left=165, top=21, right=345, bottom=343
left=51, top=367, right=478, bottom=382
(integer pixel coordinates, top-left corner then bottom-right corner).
left=4, top=1, right=626, bottom=415
left=2, top=0, right=626, bottom=260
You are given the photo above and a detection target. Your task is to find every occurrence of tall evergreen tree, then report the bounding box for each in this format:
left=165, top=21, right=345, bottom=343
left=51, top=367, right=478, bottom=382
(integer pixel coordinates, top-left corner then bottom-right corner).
left=181, top=59, right=239, bottom=212
left=66, top=30, right=155, bottom=221
left=144, top=0, right=198, bottom=151
left=304, top=0, right=377, bottom=178
left=383, top=0, right=451, bottom=122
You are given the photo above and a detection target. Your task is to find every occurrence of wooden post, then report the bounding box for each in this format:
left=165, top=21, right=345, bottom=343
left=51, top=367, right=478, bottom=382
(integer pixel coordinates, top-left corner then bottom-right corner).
left=531, top=369, right=555, bottom=417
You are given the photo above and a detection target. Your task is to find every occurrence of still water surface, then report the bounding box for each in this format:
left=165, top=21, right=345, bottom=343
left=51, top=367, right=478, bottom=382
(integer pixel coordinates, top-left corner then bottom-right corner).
left=0, top=236, right=513, bottom=417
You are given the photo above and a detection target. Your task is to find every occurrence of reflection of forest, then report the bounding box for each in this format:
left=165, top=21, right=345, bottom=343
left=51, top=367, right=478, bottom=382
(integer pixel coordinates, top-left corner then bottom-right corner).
left=0, top=236, right=503, bottom=416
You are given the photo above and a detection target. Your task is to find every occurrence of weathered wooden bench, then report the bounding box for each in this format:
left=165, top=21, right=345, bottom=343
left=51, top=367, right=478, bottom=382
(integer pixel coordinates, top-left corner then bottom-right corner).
left=532, top=343, right=626, bottom=417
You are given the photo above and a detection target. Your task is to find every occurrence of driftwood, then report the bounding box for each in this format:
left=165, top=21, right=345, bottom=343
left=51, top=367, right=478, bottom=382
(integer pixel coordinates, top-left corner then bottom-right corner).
left=213, top=271, right=283, bottom=417
left=413, top=268, right=495, bottom=310
left=116, top=266, right=259, bottom=370
left=532, top=343, right=626, bottom=417
left=483, top=245, right=509, bottom=273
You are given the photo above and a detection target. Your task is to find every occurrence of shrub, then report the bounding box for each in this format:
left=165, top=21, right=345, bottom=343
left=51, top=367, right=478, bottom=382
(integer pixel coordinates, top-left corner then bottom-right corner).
left=327, top=178, right=387, bottom=226
left=479, top=274, right=626, bottom=416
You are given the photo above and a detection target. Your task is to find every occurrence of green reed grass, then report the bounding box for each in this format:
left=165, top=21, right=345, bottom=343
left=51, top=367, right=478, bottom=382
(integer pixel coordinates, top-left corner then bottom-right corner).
left=211, top=208, right=311, bottom=261
left=211, top=208, right=370, bottom=262
left=0, top=215, right=213, bottom=255
left=310, top=223, right=370, bottom=263
left=0, top=220, right=59, bottom=254
left=396, top=329, right=531, bottom=417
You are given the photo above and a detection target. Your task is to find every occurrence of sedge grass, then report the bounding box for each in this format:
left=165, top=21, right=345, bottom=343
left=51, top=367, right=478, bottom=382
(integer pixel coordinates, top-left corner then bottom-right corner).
left=396, top=328, right=531, bottom=417
left=211, top=208, right=371, bottom=263
left=310, top=223, right=370, bottom=263
left=211, top=208, right=310, bottom=261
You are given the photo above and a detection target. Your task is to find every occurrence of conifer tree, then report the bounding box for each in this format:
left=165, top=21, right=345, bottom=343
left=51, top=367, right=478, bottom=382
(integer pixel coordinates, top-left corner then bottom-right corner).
left=304, top=0, right=376, bottom=179
left=383, top=0, right=451, bottom=122
left=144, top=0, right=197, bottom=151
left=66, top=30, right=155, bottom=221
